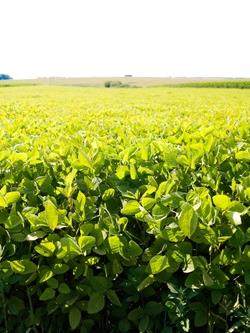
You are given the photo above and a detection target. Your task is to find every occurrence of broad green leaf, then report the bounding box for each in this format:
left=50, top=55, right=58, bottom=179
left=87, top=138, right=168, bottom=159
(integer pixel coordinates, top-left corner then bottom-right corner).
left=108, top=235, right=123, bottom=253
left=137, top=275, right=155, bottom=291
left=106, top=289, right=121, bottom=307
left=235, top=150, right=250, bottom=161
left=160, top=227, right=185, bottom=243
left=9, top=259, right=37, bottom=275
left=129, top=163, right=137, bottom=180
left=76, top=191, right=86, bottom=213
left=185, top=270, right=203, bottom=289
left=149, top=255, right=170, bottom=274
left=0, top=195, right=7, bottom=208
left=26, top=231, right=47, bottom=241
left=39, top=267, right=54, bottom=283
left=152, top=203, right=170, bottom=220
left=52, top=263, right=69, bottom=274
left=89, top=276, right=112, bottom=293
left=202, top=271, right=214, bottom=287
left=69, top=307, right=81, bottom=330
left=208, top=266, right=229, bottom=289
left=139, top=315, right=149, bottom=333
left=183, top=254, right=195, bottom=273
left=63, top=169, right=77, bottom=197
left=0, top=185, right=7, bottom=195
left=226, top=211, right=241, bottom=225
left=128, top=307, right=143, bottom=323
left=5, top=191, right=21, bottom=205
left=123, top=240, right=143, bottom=257
left=178, top=203, right=198, bottom=238
left=141, top=197, right=155, bottom=210
left=57, top=236, right=82, bottom=260
left=116, top=165, right=129, bottom=180
left=80, top=223, right=94, bottom=235
left=87, top=293, right=105, bottom=314
left=39, top=288, right=55, bottom=301
left=47, top=277, right=59, bottom=289
left=10, top=152, right=27, bottom=163
left=78, top=235, right=95, bottom=252
left=243, top=245, right=250, bottom=260
left=5, top=206, right=24, bottom=229
left=72, top=152, right=92, bottom=169
left=58, top=282, right=70, bottom=294
left=121, top=200, right=141, bottom=215
left=228, top=201, right=246, bottom=213
left=102, top=188, right=115, bottom=201
left=44, top=199, right=59, bottom=230
left=35, top=240, right=56, bottom=257
left=78, top=152, right=92, bottom=169
left=144, top=301, right=163, bottom=316
left=213, top=194, right=231, bottom=210
left=112, top=258, right=123, bottom=275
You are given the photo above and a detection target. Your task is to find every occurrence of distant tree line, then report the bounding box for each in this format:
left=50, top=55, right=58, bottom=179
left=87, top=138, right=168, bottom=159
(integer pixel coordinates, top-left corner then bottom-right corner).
left=0, top=74, right=12, bottom=80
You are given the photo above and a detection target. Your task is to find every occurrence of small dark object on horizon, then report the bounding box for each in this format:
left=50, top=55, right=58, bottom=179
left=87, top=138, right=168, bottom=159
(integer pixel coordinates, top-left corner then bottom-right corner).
left=0, top=74, right=13, bottom=80
left=124, top=74, right=132, bottom=77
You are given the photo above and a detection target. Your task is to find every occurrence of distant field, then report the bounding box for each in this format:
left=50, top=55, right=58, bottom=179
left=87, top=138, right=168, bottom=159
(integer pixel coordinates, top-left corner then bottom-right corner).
left=176, top=81, right=250, bottom=89
left=1, top=76, right=250, bottom=88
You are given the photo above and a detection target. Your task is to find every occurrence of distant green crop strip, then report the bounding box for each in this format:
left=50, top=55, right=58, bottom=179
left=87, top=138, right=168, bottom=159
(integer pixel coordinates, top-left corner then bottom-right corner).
left=174, top=81, right=250, bottom=89
left=0, top=86, right=249, bottom=333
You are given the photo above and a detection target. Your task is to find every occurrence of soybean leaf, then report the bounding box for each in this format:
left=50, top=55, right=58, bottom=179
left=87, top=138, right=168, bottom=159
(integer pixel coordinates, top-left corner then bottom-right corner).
left=39, top=288, right=55, bottom=301
left=121, top=200, right=141, bottom=215
left=44, top=199, right=59, bottom=230
left=69, top=307, right=81, bottom=330
left=213, top=194, right=231, bottom=210
left=178, top=203, right=198, bottom=238
left=149, top=255, right=170, bottom=274
left=9, top=259, right=37, bottom=275
left=87, top=293, right=105, bottom=314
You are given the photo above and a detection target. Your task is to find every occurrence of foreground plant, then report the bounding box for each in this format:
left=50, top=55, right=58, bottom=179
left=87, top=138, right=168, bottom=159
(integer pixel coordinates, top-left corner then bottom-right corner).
left=0, top=86, right=249, bottom=332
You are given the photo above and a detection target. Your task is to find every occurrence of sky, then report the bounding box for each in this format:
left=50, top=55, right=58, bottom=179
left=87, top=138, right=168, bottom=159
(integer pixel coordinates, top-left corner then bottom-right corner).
left=1, top=0, right=250, bottom=79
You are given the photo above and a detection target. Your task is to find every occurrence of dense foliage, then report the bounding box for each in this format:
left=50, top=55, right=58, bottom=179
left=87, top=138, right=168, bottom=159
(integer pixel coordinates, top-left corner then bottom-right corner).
left=0, top=74, right=12, bottom=80
left=104, top=81, right=132, bottom=88
left=0, top=86, right=249, bottom=332
left=176, top=81, right=250, bottom=89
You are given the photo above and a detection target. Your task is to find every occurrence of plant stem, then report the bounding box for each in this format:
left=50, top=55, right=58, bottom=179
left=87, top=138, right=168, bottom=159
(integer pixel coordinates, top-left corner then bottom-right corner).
left=26, top=286, right=38, bottom=333
left=1, top=290, right=8, bottom=333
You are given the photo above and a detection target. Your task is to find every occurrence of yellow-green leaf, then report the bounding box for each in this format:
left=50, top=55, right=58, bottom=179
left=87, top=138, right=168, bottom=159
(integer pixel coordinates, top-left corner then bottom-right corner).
left=149, top=255, right=169, bottom=274
left=121, top=200, right=140, bottom=215
left=178, top=203, right=198, bottom=238
left=213, top=194, right=231, bottom=210
left=78, top=235, right=95, bottom=252
left=5, top=191, right=21, bottom=205
left=9, top=259, right=37, bottom=275
left=35, top=240, right=56, bottom=257
left=44, top=199, right=58, bottom=230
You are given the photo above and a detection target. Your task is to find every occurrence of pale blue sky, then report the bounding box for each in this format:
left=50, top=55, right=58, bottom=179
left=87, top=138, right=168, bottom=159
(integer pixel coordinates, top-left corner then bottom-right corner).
left=1, top=0, right=250, bottom=79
